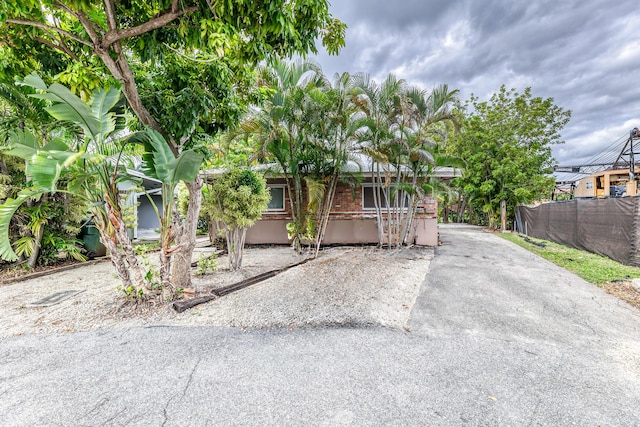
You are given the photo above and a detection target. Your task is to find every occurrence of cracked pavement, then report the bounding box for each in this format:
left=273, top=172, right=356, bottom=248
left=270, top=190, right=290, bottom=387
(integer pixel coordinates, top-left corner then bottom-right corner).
left=1, top=224, right=640, bottom=426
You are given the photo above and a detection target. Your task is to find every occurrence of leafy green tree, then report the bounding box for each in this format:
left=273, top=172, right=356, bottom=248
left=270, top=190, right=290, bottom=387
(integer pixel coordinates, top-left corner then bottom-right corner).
left=451, top=86, right=571, bottom=229
left=1, top=0, right=345, bottom=289
left=208, top=168, right=270, bottom=270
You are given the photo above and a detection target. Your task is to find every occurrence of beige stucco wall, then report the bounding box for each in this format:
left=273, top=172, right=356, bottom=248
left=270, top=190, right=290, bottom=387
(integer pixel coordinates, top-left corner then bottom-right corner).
left=411, top=217, right=438, bottom=246
left=246, top=217, right=438, bottom=246
left=245, top=219, right=379, bottom=245
left=245, top=220, right=289, bottom=244
left=323, top=219, right=379, bottom=244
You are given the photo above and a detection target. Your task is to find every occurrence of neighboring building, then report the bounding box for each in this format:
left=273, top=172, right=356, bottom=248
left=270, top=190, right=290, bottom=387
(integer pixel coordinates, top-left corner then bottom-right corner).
left=573, top=168, right=640, bottom=198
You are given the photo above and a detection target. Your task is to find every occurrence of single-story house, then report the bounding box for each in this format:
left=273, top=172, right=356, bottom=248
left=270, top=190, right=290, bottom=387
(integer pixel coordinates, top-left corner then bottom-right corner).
left=204, top=161, right=460, bottom=247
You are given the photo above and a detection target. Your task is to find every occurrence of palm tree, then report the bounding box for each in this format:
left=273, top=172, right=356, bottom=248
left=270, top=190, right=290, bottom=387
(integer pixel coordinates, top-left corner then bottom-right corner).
left=352, top=75, right=460, bottom=247
left=302, top=71, right=360, bottom=257
left=239, top=59, right=328, bottom=252
left=398, top=84, right=460, bottom=244
left=350, top=73, right=405, bottom=246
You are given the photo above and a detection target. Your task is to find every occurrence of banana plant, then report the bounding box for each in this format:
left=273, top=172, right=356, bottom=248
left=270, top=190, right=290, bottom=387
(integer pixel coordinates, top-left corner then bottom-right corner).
left=126, top=128, right=204, bottom=288
left=0, top=73, right=148, bottom=292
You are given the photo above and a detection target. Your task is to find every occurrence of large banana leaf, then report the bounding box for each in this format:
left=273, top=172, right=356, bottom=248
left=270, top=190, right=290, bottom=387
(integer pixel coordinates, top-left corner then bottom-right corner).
left=129, top=129, right=204, bottom=185
left=27, top=155, right=63, bottom=193
left=19, top=73, right=102, bottom=140
left=5, top=130, right=76, bottom=192
left=90, top=87, right=121, bottom=141
left=0, top=187, right=47, bottom=262
left=143, top=129, right=176, bottom=183
left=3, top=129, right=39, bottom=159
left=171, top=149, right=205, bottom=183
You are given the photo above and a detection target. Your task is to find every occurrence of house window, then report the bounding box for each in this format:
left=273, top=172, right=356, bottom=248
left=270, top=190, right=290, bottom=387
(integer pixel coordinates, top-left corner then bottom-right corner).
left=267, top=185, right=286, bottom=210
left=585, top=181, right=593, bottom=189
left=362, top=184, right=409, bottom=210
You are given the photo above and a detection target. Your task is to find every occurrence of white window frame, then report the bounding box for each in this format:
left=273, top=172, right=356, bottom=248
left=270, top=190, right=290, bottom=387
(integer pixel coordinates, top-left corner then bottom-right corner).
left=267, top=184, right=287, bottom=211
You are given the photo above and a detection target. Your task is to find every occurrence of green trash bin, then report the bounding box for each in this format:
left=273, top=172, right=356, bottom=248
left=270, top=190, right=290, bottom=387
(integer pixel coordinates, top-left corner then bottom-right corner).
left=81, top=220, right=107, bottom=259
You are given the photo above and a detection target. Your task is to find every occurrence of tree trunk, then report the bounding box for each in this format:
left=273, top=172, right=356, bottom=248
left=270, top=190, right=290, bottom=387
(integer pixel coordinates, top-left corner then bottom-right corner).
left=312, top=174, right=337, bottom=259
left=372, top=164, right=384, bottom=247
left=102, top=236, right=133, bottom=289
left=94, top=220, right=133, bottom=290
left=26, top=222, right=44, bottom=269
left=170, top=176, right=203, bottom=289
left=457, top=199, right=467, bottom=223
left=226, top=227, right=236, bottom=270
left=105, top=201, right=147, bottom=290
left=500, top=200, right=507, bottom=231
left=399, top=172, right=419, bottom=246
left=226, top=226, right=248, bottom=271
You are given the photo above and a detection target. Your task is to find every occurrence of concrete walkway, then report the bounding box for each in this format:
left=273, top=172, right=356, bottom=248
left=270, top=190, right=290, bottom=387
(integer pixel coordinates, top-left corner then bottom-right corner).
left=1, top=224, right=640, bottom=426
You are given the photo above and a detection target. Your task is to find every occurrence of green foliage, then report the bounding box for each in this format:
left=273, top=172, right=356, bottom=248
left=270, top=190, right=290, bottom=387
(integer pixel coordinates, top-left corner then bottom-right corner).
left=0, top=77, right=88, bottom=268
left=450, top=86, right=571, bottom=228
left=135, top=56, right=250, bottom=150
left=351, top=73, right=460, bottom=246
left=195, top=253, right=218, bottom=276
left=500, top=233, right=640, bottom=285
left=1, top=0, right=344, bottom=290
left=0, top=188, right=44, bottom=261
left=133, top=242, right=159, bottom=255
left=238, top=60, right=359, bottom=251
left=139, top=254, right=160, bottom=290
left=0, top=77, right=132, bottom=267
left=0, top=1, right=345, bottom=146
left=38, top=234, right=86, bottom=265
left=208, top=168, right=270, bottom=229
left=131, top=128, right=204, bottom=185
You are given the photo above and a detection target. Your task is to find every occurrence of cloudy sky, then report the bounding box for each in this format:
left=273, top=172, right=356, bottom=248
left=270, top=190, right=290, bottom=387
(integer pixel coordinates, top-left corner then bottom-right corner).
left=310, top=0, right=640, bottom=173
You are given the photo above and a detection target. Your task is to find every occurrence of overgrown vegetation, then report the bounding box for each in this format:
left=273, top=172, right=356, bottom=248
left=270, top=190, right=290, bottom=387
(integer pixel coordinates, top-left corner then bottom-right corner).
left=0, top=0, right=345, bottom=296
left=237, top=60, right=461, bottom=252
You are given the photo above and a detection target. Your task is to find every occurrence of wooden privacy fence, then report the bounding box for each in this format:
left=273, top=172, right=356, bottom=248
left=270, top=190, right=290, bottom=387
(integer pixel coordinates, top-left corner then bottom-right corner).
left=515, top=197, right=640, bottom=266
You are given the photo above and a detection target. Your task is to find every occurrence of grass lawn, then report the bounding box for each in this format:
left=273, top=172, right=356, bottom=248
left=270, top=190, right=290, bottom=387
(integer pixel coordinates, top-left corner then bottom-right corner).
left=498, top=232, right=640, bottom=310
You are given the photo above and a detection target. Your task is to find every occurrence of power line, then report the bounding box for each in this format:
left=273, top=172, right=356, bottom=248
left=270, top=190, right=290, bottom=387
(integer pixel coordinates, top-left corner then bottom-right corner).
left=555, top=132, right=629, bottom=183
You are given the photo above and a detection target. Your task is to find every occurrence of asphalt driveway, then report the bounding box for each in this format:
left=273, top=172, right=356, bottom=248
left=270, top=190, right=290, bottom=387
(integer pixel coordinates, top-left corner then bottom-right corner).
left=1, top=224, right=639, bottom=426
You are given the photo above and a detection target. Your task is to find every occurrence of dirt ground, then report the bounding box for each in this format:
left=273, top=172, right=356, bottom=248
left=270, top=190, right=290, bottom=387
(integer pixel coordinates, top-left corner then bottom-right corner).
left=0, top=245, right=434, bottom=338
left=602, top=281, right=640, bottom=310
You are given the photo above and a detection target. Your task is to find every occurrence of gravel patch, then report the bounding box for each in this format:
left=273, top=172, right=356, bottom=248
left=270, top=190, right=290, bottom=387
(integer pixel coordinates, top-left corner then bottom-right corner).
left=0, top=246, right=433, bottom=338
